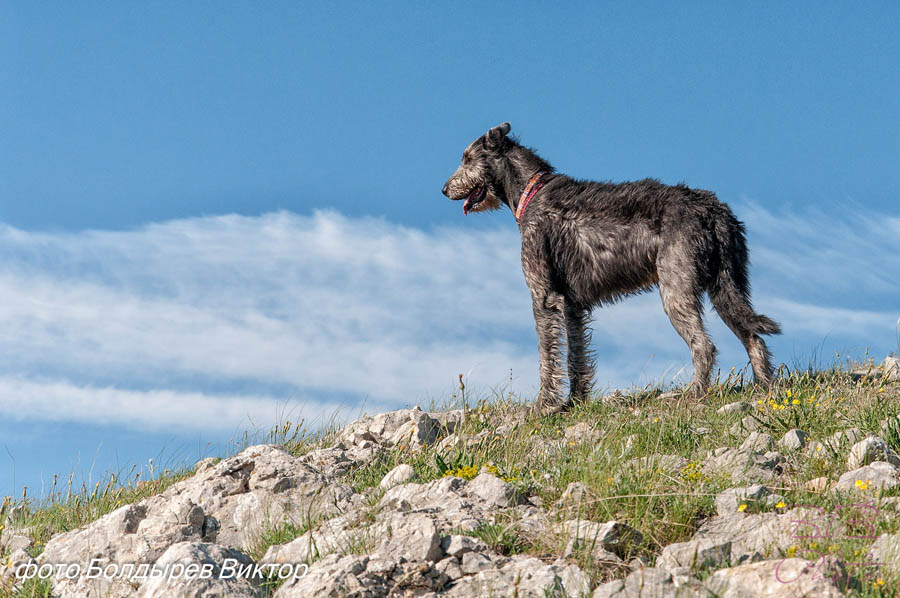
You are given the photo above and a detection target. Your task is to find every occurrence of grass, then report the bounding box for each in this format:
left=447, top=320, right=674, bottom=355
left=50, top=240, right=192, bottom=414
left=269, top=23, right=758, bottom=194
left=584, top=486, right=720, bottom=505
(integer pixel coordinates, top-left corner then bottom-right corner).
left=2, top=358, right=900, bottom=596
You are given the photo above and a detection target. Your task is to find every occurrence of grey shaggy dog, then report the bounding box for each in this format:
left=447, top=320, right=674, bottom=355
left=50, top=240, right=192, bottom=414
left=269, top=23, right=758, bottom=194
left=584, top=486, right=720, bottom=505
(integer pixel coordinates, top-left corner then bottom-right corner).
left=442, top=122, right=781, bottom=412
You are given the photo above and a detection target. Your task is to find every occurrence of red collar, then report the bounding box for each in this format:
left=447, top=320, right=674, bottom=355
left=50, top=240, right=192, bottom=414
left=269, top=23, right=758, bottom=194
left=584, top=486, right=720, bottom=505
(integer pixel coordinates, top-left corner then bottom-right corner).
left=515, top=172, right=548, bottom=223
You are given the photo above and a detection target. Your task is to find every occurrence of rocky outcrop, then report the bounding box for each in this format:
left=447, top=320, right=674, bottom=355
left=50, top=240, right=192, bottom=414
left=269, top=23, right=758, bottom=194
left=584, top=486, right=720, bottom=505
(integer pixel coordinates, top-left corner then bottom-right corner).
left=38, top=444, right=358, bottom=598
left=14, top=379, right=900, bottom=598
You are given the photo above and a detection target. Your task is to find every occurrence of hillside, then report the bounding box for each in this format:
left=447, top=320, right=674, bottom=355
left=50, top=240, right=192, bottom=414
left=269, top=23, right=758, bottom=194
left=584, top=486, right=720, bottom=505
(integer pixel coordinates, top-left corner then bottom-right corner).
left=2, top=356, right=900, bottom=597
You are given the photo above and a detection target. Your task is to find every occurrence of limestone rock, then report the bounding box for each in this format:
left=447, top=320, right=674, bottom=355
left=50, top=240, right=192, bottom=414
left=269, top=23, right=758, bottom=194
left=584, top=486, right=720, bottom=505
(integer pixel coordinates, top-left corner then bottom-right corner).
left=826, top=427, right=864, bottom=450
left=273, top=553, right=448, bottom=597
left=658, top=538, right=732, bottom=572
left=193, top=457, right=220, bottom=474
left=39, top=445, right=357, bottom=598
left=728, top=416, right=760, bottom=436
left=884, top=356, right=900, bottom=381
left=565, top=421, right=601, bottom=444
left=704, top=558, right=846, bottom=597
left=833, top=461, right=900, bottom=493
left=716, top=401, right=749, bottom=415
left=440, top=555, right=590, bottom=597
left=136, top=542, right=262, bottom=598
left=847, top=435, right=900, bottom=469
left=593, top=566, right=710, bottom=597
left=442, top=534, right=488, bottom=559
left=869, top=532, right=900, bottom=576
left=467, top=472, right=520, bottom=508
left=339, top=406, right=441, bottom=449
left=460, top=551, right=493, bottom=574
left=561, top=519, right=642, bottom=560
left=714, top=485, right=782, bottom=516
left=738, top=432, right=774, bottom=453
left=778, top=429, right=810, bottom=451
left=379, top=512, right=443, bottom=563
left=702, top=447, right=783, bottom=484
left=803, top=476, right=830, bottom=492
left=378, top=464, right=415, bottom=490
left=688, top=509, right=819, bottom=562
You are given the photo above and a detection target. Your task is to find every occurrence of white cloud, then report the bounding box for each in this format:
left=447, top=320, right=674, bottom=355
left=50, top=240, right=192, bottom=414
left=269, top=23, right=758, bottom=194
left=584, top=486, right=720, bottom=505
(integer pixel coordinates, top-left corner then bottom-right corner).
left=0, top=204, right=896, bottom=432
left=0, top=376, right=370, bottom=434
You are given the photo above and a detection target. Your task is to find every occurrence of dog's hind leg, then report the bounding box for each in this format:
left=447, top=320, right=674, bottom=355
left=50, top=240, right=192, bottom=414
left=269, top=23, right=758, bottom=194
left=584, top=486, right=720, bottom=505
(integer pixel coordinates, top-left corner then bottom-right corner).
left=532, top=291, right=567, bottom=413
left=657, top=257, right=716, bottom=397
left=565, top=302, right=594, bottom=403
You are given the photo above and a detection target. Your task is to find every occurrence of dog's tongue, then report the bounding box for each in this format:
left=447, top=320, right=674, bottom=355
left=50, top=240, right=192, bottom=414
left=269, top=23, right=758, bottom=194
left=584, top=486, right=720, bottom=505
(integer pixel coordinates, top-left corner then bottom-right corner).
left=462, top=187, right=480, bottom=215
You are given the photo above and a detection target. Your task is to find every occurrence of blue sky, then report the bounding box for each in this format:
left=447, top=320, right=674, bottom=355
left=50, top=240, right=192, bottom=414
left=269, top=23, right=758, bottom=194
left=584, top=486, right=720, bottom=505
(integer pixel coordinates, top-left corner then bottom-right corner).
left=1, top=2, right=898, bottom=497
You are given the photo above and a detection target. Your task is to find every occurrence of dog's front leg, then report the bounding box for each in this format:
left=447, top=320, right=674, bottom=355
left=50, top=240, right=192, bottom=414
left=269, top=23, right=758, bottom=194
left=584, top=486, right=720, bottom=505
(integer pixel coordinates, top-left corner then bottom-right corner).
left=565, top=303, right=594, bottom=402
left=532, top=292, right=566, bottom=413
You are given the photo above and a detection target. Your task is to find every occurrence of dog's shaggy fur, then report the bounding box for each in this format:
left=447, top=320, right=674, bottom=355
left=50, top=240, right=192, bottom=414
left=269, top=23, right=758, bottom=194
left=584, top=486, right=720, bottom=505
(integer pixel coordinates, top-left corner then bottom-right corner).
left=442, top=122, right=781, bottom=412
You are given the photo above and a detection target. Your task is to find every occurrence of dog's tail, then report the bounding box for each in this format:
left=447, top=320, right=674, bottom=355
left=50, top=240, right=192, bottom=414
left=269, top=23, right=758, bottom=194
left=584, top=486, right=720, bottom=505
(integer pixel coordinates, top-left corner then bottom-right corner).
left=708, top=206, right=782, bottom=337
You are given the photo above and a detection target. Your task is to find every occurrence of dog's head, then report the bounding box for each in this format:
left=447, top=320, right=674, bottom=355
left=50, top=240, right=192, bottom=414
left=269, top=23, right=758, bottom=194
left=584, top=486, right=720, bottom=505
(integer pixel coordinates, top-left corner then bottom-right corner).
left=442, top=122, right=513, bottom=215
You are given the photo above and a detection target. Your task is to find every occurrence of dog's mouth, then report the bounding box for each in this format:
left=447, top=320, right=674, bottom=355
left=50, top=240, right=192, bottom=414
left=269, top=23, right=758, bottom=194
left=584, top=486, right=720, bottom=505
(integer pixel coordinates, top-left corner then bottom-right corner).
left=462, top=185, right=487, bottom=215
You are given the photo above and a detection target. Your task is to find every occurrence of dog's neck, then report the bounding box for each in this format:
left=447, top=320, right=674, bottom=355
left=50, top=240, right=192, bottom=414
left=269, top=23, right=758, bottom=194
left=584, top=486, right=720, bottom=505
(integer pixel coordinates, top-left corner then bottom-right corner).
left=500, top=145, right=554, bottom=214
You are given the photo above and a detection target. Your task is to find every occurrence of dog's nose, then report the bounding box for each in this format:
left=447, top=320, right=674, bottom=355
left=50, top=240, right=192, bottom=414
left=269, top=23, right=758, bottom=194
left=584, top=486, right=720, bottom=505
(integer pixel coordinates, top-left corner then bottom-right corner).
left=441, top=182, right=450, bottom=197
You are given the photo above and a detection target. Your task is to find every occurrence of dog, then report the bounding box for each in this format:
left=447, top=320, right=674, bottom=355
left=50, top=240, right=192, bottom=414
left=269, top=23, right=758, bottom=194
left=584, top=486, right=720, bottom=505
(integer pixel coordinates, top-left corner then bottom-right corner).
left=442, top=122, right=781, bottom=412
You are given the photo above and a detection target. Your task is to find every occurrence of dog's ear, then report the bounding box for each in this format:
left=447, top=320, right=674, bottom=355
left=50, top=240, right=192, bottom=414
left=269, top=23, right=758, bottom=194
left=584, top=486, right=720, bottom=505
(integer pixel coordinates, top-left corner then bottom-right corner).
left=484, top=122, right=511, bottom=148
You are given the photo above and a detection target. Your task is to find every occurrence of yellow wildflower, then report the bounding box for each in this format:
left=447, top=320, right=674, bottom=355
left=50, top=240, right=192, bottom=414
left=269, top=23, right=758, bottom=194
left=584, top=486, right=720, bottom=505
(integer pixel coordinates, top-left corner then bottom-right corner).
left=775, top=501, right=787, bottom=508
left=856, top=479, right=870, bottom=490
left=792, top=399, right=800, bottom=405
left=786, top=390, right=793, bottom=398
left=738, top=503, right=747, bottom=512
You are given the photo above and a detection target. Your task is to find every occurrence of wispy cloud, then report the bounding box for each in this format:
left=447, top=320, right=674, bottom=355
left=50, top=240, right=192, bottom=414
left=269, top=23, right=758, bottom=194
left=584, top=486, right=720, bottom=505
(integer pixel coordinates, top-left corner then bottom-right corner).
left=0, top=205, right=896, bottom=432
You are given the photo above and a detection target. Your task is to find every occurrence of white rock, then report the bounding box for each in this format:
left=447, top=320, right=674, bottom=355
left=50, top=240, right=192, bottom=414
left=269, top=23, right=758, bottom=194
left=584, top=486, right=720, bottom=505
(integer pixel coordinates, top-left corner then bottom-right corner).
left=778, top=429, right=810, bottom=451
left=441, top=554, right=590, bottom=597
left=378, top=464, right=415, bottom=490
left=739, top=432, right=774, bottom=453
left=442, top=534, right=488, bottom=558
left=561, top=519, right=642, bottom=559
left=137, top=542, right=261, bottom=598
left=460, top=551, right=493, bottom=574
left=40, top=445, right=357, bottom=598
left=884, top=356, right=900, bottom=381
left=467, top=472, right=520, bottom=508
left=340, top=407, right=441, bottom=449
left=193, top=457, right=219, bottom=473
left=716, top=401, right=749, bottom=415
left=702, top=447, right=783, bottom=484
left=869, top=532, right=900, bottom=575
left=847, top=435, right=900, bottom=469
left=728, top=416, right=761, bottom=436
left=658, top=537, right=732, bottom=571
left=714, top=485, right=780, bottom=516
left=379, top=512, right=443, bottom=562
left=273, top=553, right=448, bottom=597
left=833, top=461, right=900, bottom=493
left=565, top=422, right=601, bottom=444
left=704, top=558, right=845, bottom=597
left=593, top=566, right=708, bottom=597
left=434, top=555, right=463, bottom=580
